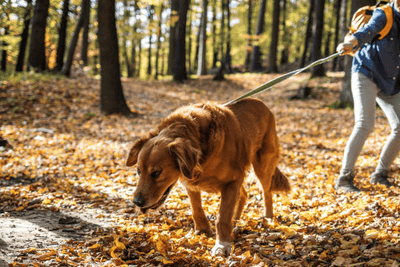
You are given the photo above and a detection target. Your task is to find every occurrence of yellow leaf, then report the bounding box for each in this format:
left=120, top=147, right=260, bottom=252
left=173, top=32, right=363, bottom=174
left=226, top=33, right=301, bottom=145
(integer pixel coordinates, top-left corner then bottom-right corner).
left=42, top=199, right=51, bottom=205
left=163, top=258, right=174, bottom=264
left=114, top=237, right=126, bottom=250
left=89, top=244, right=101, bottom=250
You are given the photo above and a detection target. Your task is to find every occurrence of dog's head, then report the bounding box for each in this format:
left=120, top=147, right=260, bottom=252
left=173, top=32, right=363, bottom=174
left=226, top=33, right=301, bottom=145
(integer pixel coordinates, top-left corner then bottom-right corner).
left=126, top=132, right=201, bottom=213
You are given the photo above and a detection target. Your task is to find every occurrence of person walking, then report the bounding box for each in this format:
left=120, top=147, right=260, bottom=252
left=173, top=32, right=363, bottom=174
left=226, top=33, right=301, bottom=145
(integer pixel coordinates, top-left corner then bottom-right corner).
left=335, top=0, right=400, bottom=192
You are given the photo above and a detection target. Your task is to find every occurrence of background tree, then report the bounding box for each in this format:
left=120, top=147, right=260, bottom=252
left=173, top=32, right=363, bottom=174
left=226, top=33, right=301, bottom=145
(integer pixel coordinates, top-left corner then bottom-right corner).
left=1, top=19, right=9, bottom=71
left=98, top=0, right=132, bottom=115
left=168, top=0, right=179, bottom=75
left=81, top=0, right=91, bottom=66
left=250, top=0, right=267, bottom=72
left=266, top=0, right=281, bottom=73
left=147, top=5, right=155, bottom=78
left=61, top=0, right=90, bottom=77
left=155, top=4, right=164, bottom=80
left=197, top=0, right=208, bottom=76
left=15, top=0, right=33, bottom=72
left=28, top=0, right=50, bottom=72
left=244, top=0, right=253, bottom=71
left=173, top=0, right=190, bottom=82
left=54, top=0, right=69, bottom=72
left=310, top=0, right=325, bottom=77
left=300, top=0, right=315, bottom=68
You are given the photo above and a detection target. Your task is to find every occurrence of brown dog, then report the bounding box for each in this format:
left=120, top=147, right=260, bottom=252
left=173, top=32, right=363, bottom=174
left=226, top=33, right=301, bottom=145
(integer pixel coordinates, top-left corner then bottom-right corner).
left=126, top=98, right=290, bottom=256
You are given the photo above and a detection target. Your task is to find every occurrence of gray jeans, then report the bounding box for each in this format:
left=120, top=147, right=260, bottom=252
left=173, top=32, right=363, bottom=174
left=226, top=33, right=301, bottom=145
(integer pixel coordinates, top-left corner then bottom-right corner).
left=341, top=72, right=400, bottom=175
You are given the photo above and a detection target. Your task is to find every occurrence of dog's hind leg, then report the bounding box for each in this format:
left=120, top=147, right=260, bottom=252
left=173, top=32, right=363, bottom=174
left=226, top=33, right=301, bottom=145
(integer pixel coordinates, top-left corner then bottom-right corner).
left=234, top=185, right=247, bottom=220
left=187, top=189, right=212, bottom=236
left=252, top=134, right=280, bottom=218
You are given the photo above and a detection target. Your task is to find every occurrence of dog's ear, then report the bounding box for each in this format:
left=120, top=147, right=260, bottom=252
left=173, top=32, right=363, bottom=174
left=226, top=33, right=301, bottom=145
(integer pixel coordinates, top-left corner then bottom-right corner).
left=169, top=138, right=200, bottom=179
left=126, top=138, right=148, bottom=167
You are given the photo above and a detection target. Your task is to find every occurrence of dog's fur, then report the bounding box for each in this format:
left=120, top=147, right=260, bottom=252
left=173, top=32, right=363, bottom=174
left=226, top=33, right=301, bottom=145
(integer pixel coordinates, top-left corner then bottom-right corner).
left=126, top=98, right=290, bottom=256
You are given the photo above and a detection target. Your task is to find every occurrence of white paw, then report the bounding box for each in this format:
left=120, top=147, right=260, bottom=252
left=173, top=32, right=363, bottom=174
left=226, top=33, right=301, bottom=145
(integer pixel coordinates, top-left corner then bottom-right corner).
left=211, top=240, right=232, bottom=257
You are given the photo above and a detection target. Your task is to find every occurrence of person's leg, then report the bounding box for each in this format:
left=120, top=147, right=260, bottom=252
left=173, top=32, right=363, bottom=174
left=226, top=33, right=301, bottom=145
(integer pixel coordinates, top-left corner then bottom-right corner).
left=336, top=72, right=379, bottom=192
left=370, top=92, right=400, bottom=186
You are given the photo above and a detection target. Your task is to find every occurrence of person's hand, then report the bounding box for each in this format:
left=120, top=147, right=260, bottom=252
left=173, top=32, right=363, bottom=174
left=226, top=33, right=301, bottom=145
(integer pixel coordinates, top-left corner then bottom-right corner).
left=337, top=35, right=358, bottom=55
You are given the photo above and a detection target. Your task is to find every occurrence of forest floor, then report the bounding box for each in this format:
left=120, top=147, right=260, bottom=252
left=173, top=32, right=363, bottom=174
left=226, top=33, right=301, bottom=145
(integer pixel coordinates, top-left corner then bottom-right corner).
left=0, top=71, right=399, bottom=267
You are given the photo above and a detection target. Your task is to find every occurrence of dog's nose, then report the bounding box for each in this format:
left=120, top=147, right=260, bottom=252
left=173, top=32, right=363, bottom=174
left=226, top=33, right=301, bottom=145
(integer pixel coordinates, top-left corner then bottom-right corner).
left=133, top=194, right=145, bottom=207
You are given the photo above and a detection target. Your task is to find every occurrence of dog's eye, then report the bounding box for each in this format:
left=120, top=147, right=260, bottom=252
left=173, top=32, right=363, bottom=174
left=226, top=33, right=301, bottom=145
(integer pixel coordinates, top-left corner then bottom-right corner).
left=136, top=168, right=141, bottom=176
left=151, top=171, right=162, bottom=179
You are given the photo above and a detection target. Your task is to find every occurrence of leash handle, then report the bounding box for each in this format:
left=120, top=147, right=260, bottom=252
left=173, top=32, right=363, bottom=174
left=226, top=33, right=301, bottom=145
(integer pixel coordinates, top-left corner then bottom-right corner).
left=223, top=52, right=342, bottom=106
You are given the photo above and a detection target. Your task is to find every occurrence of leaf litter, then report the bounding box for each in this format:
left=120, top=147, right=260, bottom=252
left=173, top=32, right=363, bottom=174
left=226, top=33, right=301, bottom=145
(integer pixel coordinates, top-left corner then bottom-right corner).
left=0, top=73, right=399, bottom=266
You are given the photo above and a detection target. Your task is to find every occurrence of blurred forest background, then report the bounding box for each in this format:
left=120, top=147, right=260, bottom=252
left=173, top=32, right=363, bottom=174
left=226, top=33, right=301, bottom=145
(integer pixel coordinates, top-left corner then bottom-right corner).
left=0, top=0, right=381, bottom=113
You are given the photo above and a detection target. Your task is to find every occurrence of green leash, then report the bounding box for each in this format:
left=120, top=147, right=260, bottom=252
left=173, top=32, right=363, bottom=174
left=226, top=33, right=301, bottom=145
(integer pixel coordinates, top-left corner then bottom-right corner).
left=223, top=52, right=341, bottom=106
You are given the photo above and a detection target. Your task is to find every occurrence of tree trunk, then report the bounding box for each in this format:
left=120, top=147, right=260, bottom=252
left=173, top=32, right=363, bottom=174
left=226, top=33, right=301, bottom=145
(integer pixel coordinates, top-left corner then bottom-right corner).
left=98, top=0, right=132, bottom=116
left=250, top=0, right=267, bottom=72
left=331, top=0, right=341, bottom=71
left=15, top=0, right=33, bottom=72
left=211, top=0, right=218, bottom=69
left=168, top=0, right=179, bottom=75
left=1, top=25, right=9, bottom=72
left=300, top=0, right=314, bottom=67
left=54, top=0, right=69, bottom=72
left=28, top=0, right=50, bottom=72
left=266, top=0, right=280, bottom=73
left=131, top=0, right=140, bottom=77
left=280, top=0, right=289, bottom=66
left=155, top=4, right=164, bottom=80
left=147, top=5, right=155, bottom=78
left=173, top=0, right=190, bottom=82
left=338, top=0, right=376, bottom=106
left=187, top=10, right=193, bottom=74
left=336, top=0, right=348, bottom=71
left=244, top=0, right=252, bottom=71
left=81, top=0, right=91, bottom=66
left=197, top=0, right=208, bottom=76
left=310, top=0, right=325, bottom=77
left=225, top=0, right=232, bottom=73
left=61, top=0, right=90, bottom=76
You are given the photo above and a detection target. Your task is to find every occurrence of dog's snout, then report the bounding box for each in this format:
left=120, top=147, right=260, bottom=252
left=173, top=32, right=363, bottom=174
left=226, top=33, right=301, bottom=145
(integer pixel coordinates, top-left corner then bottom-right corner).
left=133, top=194, right=146, bottom=207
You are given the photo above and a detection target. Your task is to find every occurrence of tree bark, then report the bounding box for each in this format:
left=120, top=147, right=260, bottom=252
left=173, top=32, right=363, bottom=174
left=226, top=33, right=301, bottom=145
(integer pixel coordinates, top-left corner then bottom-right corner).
left=155, top=4, right=164, bottom=80
left=16, top=0, right=33, bottom=72
left=1, top=24, right=9, bottom=72
left=61, top=0, right=90, bottom=76
left=28, top=0, right=50, bottom=72
left=54, top=0, right=69, bottom=72
left=331, top=0, right=341, bottom=71
left=211, top=0, right=218, bottom=69
left=225, top=0, right=232, bottom=73
left=310, top=0, right=325, bottom=77
left=147, top=5, right=155, bottom=78
left=266, top=0, right=281, bottom=73
left=173, top=0, right=190, bottom=82
left=244, top=0, right=253, bottom=71
left=168, top=0, right=179, bottom=75
left=197, top=0, right=208, bottom=76
left=300, top=0, right=314, bottom=68
left=98, top=0, right=132, bottom=116
left=81, top=0, right=91, bottom=66
left=250, top=0, right=267, bottom=72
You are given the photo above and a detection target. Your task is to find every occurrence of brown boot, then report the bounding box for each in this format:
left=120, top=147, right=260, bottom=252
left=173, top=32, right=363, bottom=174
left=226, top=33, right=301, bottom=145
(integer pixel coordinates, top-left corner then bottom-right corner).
left=335, top=172, right=360, bottom=192
left=370, top=171, right=392, bottom=187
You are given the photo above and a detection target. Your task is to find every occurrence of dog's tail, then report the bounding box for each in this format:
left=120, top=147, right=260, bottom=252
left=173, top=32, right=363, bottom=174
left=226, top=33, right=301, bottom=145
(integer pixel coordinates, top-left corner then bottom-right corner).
left=270, top=167, right=291, bottom=192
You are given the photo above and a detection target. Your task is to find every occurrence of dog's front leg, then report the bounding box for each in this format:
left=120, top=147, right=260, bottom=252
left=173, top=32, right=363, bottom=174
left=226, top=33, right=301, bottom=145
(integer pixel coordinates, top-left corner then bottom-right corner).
left=187, top=189, right=212, bottom=235
left=211, top=181, right=241, bottom=257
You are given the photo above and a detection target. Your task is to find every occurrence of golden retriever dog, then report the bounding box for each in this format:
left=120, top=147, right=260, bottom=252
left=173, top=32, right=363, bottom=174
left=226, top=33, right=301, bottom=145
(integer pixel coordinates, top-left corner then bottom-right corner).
left=126, top=98, right=290, bottom=256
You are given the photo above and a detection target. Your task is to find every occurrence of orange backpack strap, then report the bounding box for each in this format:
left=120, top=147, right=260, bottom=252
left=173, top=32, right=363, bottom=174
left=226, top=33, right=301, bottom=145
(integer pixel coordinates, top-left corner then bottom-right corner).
left=377, top=4, right=393, bottom=39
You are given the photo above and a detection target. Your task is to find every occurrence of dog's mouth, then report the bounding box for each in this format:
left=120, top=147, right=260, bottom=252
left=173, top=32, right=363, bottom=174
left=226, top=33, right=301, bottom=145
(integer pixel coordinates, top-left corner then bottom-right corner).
left=140, top=182, right=176, bottom=213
